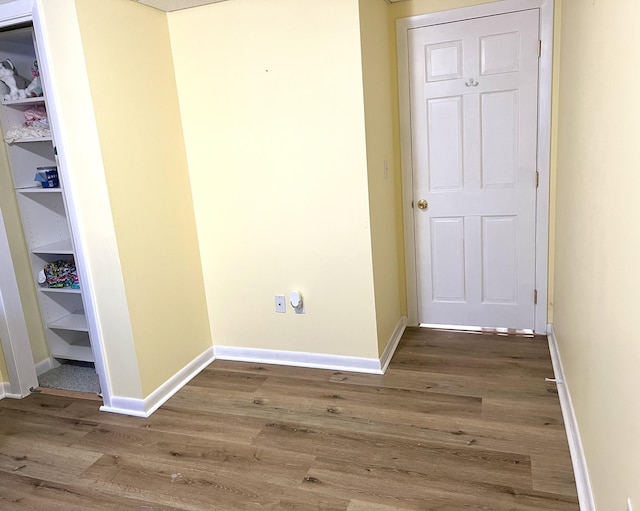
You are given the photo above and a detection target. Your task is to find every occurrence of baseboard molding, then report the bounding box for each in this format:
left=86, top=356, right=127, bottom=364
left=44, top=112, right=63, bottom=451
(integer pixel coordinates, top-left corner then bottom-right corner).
left=35, top=357, right=57, bottom=376
left=0, top=381, right=22, bottom=400
left=214, top=317, right=408, bottom=375
left=379, top=316, right=407, bottom=373
left=98, top=318, right=409, bottom=418
left=100, top=347, right=215, bottom=418
left=547, top=324, right=596, bottom=511
left=214, top=346, right=385, bottom=374
left=100, top=395, right=148, bottom=418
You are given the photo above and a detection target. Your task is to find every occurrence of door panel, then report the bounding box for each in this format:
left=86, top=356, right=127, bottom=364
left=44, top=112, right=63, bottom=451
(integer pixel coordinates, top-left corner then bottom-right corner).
left=409, top=9, right=539, bottom=329
left=480, top=32, right=520, bottom=75
left=431, top=217, right=466, bottom=302
left=481, top=90, right=518, bottom=187
left=427, top=97, right=464, bottom=191
left=426, top=40, right=463, bottom=82
left=481, top=216, right=518, bottom=304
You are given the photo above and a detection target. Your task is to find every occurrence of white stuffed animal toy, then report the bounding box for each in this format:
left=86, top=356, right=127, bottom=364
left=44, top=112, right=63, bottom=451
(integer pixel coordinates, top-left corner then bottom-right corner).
left=25, top=61, right=42, bottom=97
left=0, top=59, right=28, bottom=101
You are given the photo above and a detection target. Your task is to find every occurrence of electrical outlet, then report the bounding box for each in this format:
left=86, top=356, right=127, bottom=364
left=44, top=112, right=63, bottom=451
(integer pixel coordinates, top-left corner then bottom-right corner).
left=628, top=498, right=633, bottom=511
left=274, top=295, right=286, bottom=313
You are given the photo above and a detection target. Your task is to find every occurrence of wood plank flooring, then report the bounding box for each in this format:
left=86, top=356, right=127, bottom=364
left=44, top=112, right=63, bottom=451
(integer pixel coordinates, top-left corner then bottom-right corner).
left=0, top=327, right=579, bottom=510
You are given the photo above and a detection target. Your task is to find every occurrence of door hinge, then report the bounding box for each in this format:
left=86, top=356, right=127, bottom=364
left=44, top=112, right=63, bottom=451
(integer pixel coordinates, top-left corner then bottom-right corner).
left=538, top=40, right=542, bottom=58
left=535, top=171, right=539, bottom=188
left=534, top=289, right=538, bottom=304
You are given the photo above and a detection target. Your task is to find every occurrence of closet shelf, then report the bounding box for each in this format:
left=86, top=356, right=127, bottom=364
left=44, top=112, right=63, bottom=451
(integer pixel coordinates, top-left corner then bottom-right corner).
left=10, top=136, right=52, bottom=144
left=18, top=186, right=62, bottom=194
left=48, top=313, right=88, bottom=332
left=0, top=25, right=94, bottom=370
left=32, top=239, right=73, bottom=255
left=2, top=97, right=45, bottom=106
left=50, top=342, right=93, bottom=363
left=40, top=287, right=81, bottom=295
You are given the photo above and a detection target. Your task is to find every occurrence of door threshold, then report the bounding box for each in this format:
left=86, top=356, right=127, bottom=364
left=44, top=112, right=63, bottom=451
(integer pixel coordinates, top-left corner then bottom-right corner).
left=33, top=386, right=102, bottom=401
left=419, top=323, right=537, bottom=337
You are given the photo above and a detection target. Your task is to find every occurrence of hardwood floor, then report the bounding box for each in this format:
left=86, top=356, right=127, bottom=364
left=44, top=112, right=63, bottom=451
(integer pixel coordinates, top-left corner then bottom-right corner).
left=0, top=327, right=579, bottom=510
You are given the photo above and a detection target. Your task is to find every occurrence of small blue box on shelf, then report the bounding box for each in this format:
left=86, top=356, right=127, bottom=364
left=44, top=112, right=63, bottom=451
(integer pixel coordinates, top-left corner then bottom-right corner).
left=34, top=166, right=58, bottom=188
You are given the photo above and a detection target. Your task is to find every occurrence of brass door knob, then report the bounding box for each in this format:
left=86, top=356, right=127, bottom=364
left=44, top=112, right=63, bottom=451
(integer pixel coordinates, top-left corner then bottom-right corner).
left=417, top=199, right=428, bottom=210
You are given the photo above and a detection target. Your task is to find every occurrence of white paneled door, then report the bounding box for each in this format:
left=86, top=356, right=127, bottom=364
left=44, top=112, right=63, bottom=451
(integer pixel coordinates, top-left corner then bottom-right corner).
left=409, top=9, right=540, bottom=329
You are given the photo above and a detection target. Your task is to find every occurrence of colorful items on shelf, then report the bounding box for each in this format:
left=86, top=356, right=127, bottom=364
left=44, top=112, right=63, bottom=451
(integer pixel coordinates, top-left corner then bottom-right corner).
left=34, top=166, right=58, bottom=187
left=4, top=104, right=51, bottom=143
left=38, top=259, right=80, bottom=289
left=24, top=105, right=48, bottom=129
left=34, top=166, right=58, bottom=188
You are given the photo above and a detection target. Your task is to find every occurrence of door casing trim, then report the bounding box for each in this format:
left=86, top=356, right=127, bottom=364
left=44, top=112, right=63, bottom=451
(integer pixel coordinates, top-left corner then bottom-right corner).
left=396, top=0, right=554, bottom=334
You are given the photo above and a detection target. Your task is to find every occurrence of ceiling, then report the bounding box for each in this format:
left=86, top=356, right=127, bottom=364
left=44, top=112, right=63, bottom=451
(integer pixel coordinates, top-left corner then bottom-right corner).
left=133, top=0, right=406, bottom=12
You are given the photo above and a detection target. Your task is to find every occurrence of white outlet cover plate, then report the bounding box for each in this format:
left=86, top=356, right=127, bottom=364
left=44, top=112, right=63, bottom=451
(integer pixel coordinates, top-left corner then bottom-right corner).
left=275, top=295, right=286, bottom=313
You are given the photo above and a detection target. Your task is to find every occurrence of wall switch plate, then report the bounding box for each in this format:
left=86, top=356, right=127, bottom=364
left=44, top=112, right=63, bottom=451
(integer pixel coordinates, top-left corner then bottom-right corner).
left=275, top=295, right=286, bottom=313
left=628, top=498, right=633, bottom=511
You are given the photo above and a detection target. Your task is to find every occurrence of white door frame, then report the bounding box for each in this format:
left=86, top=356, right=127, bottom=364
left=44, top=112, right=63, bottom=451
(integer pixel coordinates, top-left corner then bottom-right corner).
left=397, top=0, right=554, bottom=334
left=0, top=209, right=38, bottom=397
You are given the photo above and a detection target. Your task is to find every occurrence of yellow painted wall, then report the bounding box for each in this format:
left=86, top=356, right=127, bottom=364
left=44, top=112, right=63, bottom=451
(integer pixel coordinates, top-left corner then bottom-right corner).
left=547, top=1, right=562, bottom=323
left=169, top=0, right=379, bottom=359
left=554, top=0, right=640, bottom=508
left=388, top=0, right=495, bottom=19
left=359, top=0, right=403, bottom=354
left=37, top=0, right=143, bottom=399
left=73, top=0, right=212, bottom=396
left=0, top=342, right=7, bottom=382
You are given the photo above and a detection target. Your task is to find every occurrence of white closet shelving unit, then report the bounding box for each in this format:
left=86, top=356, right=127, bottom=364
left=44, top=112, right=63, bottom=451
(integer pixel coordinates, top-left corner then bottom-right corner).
left=0, top=25, right=93, bottom=364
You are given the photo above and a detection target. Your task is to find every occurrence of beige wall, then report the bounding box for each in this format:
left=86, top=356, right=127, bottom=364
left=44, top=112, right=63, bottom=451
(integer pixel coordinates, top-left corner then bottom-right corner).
left=37, top=0, right=142, bottom=399
left=0, top=342, right=7, bottom=381
left=73, top=0, right=212, bottom=396
left=359, top=0, right=404, bottom=354
left=547, top=1, right=562, bottom=323
left=169, top=0, right=380, bottom=359
left=554, top=0, right=640, bottom=508
left=388, top=0, right=495, bottom=19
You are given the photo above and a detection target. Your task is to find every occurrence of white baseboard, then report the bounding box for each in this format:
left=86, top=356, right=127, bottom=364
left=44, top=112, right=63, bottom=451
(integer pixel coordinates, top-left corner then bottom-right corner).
left=35, top=357, right=57, bottom=376
left=379, top=316, right=407, bottom=373
left=214, top=317, right=408, bottom=375
left=100, top=347, right=215, bottom=418
left=214, top=346, right=385, bottom=374
left=100, top=395, right=147, bottom=418
left=0, top=381, right=22, bottom=400
left=98, top=317, right=410, bottom=418
left=547, top=324, right=595, bottom=511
